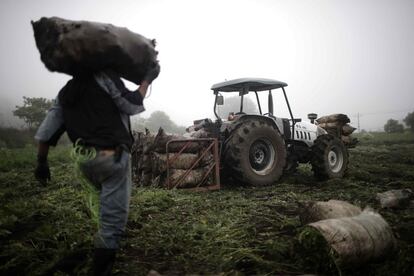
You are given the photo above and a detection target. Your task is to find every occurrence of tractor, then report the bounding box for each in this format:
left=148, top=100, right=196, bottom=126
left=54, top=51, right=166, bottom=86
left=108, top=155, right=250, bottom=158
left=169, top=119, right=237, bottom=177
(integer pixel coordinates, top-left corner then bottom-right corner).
left=192, top=78, right=351, bottom=186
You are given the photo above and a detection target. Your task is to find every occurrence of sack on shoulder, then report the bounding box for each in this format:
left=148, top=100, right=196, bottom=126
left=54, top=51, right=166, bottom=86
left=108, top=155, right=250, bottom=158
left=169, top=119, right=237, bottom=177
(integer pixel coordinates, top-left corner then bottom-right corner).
left=32, top=17, right=158, bottom=85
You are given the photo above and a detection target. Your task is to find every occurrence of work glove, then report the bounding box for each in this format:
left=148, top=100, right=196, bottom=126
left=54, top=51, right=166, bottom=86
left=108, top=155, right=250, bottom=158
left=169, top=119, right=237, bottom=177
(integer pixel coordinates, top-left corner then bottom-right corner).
left=35, top=156, right=51, bottom=185
left=144, top=62, right=160, bottom=83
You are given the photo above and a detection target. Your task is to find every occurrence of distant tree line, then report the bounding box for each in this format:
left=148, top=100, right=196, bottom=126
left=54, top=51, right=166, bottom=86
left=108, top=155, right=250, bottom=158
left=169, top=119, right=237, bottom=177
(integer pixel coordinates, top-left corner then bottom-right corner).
left=384, top=111, right=414, bottom=133
left=0, top=96, right=186, bottom=148
left=3, top=96, right=413, bottom=148
left=132, top=111, right=186, bottom=134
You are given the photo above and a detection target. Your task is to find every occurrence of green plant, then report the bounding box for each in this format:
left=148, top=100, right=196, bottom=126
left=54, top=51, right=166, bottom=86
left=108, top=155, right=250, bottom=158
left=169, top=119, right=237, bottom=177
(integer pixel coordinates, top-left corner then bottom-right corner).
left=13, top=97, right=53, bottom=128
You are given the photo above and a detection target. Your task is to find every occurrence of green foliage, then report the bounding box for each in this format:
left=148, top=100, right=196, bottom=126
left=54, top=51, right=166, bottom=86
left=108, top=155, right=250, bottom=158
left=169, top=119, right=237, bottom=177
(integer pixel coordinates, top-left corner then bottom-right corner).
left=0, top=126, right=71, bottom=149
left=1, top=133, right=413, bottom=275
left=354, top=131, right=414, bottom=146
left=70, top=141, right=100, bottom=228
left=384, top=118, right=404, bottom=133
left=297, top=226, right=339, bottom=274
left=403, top=111, right=414, bottom=132
left=13, top=97, right=53, bottom=128
left=0, top=145, right=94, bottom=275
left=0, top=127, right=36, bottom=148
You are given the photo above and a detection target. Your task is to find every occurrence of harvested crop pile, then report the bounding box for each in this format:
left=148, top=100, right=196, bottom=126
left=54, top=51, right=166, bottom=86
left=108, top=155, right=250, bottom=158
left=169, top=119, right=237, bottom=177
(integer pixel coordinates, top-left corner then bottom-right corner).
left=132, top=128, right=216, bottom=188
left=316, top=113, right=357, bottom=147
left=299, top=210, right=396, bottom=270
left=32, top=17, right=159, bottom=84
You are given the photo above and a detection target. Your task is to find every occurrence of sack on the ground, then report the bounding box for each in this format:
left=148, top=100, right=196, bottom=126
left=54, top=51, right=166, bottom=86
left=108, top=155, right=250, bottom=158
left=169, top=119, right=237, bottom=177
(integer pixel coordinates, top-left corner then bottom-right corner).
left=377, top=189, right=413, bottom=209
left=299, top=200, right=362, bottom=225
left=32, top=17, right=158, bottom=84
left=300, top=210, right=396, bottom=268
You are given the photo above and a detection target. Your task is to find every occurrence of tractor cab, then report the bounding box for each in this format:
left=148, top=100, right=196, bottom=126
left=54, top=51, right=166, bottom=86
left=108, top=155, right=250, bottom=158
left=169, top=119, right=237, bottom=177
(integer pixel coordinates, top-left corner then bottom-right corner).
left=211, top=78, right=300, bottom=141
left=204, top=78, right=349, bottom=186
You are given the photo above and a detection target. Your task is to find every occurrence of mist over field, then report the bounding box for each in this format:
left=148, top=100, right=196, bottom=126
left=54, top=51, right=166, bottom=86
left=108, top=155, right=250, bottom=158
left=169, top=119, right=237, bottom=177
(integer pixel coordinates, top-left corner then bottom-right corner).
left=1, top=0, right=414, bottom=131
left=1, top=1, right=414, bottom=275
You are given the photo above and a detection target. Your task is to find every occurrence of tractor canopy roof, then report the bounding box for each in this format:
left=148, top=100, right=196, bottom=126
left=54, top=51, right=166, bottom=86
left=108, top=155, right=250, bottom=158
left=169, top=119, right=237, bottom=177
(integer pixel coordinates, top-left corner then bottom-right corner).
left=211, top=78, right=288, bottom=92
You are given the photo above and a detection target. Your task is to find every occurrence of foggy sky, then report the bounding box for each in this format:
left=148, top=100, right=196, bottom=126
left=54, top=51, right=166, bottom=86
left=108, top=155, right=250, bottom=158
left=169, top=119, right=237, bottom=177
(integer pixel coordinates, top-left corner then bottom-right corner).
left=0, top=0, right=413, bottom=131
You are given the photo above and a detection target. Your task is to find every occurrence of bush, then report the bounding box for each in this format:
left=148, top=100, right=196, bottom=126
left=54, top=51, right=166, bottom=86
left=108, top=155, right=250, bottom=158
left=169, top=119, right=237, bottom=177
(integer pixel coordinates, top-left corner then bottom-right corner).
left=384, top=119, right=404, bottom=133
left=0, top=127, right=71, bottom=149
left=0, top=127, right=36, bottom=148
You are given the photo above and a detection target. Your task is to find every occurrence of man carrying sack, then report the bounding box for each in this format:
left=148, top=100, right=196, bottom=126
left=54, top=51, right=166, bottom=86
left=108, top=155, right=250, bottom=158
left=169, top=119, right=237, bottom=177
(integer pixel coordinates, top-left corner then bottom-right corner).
left=32, top=17, right=160, bottom=275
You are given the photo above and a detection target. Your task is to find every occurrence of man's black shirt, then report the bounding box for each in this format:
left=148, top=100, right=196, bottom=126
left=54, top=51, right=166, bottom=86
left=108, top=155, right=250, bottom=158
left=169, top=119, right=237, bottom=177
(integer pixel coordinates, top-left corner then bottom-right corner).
left=57, top=74, right=135, bottom=149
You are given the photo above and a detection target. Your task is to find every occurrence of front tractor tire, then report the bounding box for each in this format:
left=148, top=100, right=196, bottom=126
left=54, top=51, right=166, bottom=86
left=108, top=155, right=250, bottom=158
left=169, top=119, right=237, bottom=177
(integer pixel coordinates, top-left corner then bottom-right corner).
left=225, top=119, right=286, bottom=186
left=311, top=134, right=349, bottom=180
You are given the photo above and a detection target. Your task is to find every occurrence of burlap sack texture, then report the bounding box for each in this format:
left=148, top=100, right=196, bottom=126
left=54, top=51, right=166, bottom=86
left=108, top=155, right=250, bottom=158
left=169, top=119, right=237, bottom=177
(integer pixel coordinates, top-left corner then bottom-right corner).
left=316, top=113, right=357, bottom=146
left=132, top=128, right=215, bottom=188
left=307, top=210, right=396, bottom=267
left=299, top=199, right=362, bottom=225
left=377, top=189, right=413, bottom=209
left=32, top=17, right=159, bottom=84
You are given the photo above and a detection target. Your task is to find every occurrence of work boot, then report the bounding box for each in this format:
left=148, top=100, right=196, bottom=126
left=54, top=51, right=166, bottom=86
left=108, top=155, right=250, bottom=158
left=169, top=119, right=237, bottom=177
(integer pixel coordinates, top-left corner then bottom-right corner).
left=93, top=248, right=116, bottom=276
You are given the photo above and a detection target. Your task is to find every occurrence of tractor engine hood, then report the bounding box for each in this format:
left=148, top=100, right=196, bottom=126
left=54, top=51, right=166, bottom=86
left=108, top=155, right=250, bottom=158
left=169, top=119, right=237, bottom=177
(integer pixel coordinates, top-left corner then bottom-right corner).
left=294, top=121, right=327, bottom=146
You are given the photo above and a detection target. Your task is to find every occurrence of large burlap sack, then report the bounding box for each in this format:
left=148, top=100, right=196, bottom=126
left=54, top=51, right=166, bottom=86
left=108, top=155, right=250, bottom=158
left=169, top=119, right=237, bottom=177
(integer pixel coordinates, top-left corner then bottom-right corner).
left=32, top=17, right=158, bottom=84
left=152, top=152, right=213, bottom=173
left=152, top=128, right=204, bottom=153
left=377, top=189, right=413, bottom=209
left=342, top=124, right=356, bottom=135
left=299, top=200, right=362, bottom=225
left=166, top=168, right=209, bottom=188
left=316, top=114, right=350, bottom=124
left=302, top=210, right=396, bottom=268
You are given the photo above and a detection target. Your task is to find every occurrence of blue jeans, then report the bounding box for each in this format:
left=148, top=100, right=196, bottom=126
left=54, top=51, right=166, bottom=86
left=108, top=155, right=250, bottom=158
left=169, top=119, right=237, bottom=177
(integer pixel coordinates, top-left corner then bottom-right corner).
left=80, top=150, right=132, bottom=249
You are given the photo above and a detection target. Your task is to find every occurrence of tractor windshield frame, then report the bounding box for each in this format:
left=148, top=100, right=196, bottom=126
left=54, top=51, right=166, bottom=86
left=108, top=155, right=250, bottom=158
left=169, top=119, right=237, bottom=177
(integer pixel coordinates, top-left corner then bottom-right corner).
left=211, top=78, right=297, bottom=140
left=212, top=78, right=294, bottom=121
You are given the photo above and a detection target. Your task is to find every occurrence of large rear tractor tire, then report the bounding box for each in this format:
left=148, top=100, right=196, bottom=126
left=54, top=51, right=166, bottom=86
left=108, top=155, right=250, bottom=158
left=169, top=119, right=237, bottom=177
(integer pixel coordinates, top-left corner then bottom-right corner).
left=311, top=134, right=349, bottom=180
left=224, top=119, right=286, bottom=186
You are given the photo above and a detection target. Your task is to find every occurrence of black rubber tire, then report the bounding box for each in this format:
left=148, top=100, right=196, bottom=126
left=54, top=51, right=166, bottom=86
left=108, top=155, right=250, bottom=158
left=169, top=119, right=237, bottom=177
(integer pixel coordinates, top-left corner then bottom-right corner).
left=311, top=134, right=349, bottom=180
left=224, top=119, right=286, bottom=186
left=284, top=159, right=299, bottom=175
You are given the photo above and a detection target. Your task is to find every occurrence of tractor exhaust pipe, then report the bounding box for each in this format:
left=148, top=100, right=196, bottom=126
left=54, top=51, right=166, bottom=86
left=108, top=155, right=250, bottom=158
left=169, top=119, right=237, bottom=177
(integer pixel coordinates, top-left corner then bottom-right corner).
left=308, top=113, right=318, bottom=124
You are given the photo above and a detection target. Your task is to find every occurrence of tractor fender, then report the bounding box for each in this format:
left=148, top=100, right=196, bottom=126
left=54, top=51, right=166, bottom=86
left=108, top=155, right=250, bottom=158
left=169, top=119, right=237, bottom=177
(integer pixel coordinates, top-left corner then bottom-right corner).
left=225, top=114, right=284, bottom=135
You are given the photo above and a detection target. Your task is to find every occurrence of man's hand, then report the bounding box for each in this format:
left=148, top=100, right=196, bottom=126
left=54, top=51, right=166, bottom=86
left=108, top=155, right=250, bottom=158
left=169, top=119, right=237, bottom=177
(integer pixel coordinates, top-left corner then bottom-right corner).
left=138, top=63, right=160, bottom=98
left=35, top=161, right=51, bottom=185
left=35, top=142, right=51, bottom=185
left=144, top=63, right=160, bottom=83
